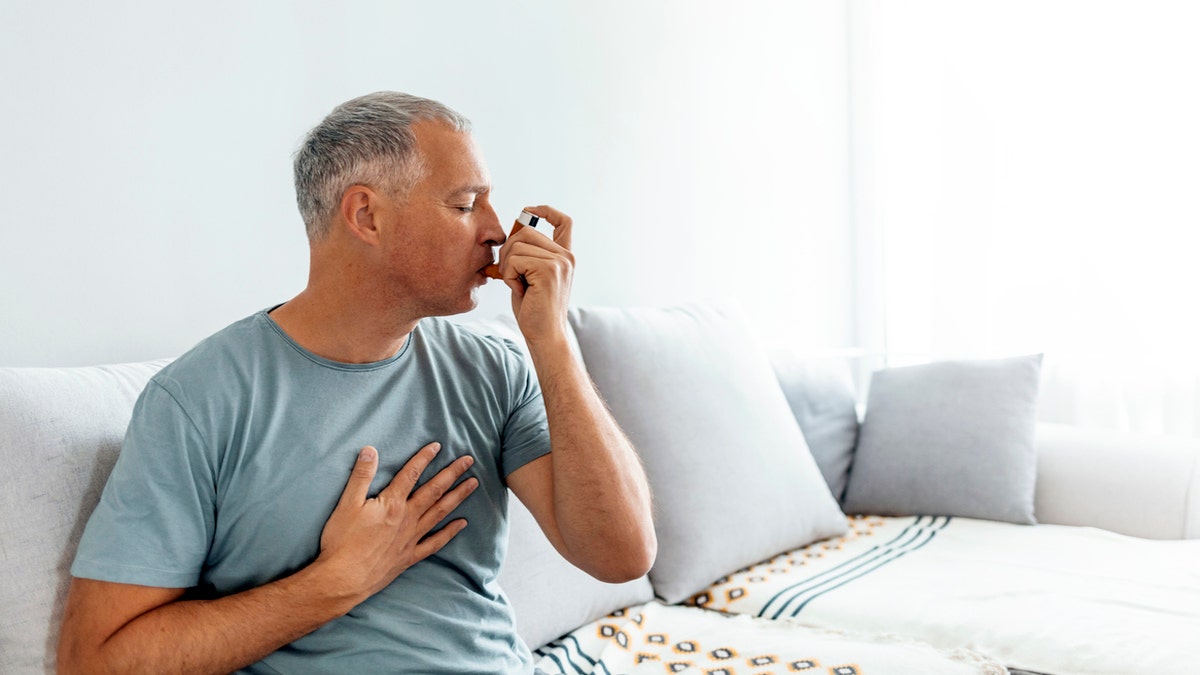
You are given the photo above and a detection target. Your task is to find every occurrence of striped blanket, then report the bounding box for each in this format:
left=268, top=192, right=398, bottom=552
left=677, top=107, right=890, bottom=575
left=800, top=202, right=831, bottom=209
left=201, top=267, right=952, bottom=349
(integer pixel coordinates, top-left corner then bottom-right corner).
left=691, top=515, right=950, bottom=621
left=535, top=516, right=1200, bottom=674
left=688, top=515, right=1200, bottom=675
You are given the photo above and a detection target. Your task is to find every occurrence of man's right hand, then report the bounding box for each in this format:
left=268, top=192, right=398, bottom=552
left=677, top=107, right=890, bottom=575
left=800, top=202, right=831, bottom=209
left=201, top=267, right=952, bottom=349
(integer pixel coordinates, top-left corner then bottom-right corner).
left=58, top=442, right=478, bottom=674
left=314, top=443, right=478, bottom=602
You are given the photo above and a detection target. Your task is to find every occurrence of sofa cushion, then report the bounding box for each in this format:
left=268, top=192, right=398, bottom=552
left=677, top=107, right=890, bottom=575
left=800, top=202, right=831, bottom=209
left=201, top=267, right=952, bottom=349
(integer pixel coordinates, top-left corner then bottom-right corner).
left=0, top=360, right=169, bottom=673
left=569, top=304, right=848, bottom=603
left=842, top=354, right=1043, bottom=524
left=770, top=351, right=860, bottom=501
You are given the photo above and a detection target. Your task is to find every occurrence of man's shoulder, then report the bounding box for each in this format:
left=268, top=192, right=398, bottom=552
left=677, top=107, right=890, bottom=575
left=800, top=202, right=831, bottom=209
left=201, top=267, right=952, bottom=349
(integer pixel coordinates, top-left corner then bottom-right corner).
left=420, top=316, right=522, bottom=352
left=417, top=316, right=530, bottom=372
left=151, top=310, right=275, bottom=393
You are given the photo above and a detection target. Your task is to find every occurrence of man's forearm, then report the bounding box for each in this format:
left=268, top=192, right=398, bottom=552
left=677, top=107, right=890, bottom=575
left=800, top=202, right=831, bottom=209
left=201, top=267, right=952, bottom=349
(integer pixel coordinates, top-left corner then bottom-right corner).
left=527, top=334, right=657, bottom=581
left=59, top=561, right=359, bottom=675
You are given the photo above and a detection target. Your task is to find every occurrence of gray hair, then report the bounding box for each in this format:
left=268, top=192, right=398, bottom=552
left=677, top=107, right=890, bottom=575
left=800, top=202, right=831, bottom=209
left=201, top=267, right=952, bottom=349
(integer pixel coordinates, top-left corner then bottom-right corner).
left=293, top=91, right=472, bottom=241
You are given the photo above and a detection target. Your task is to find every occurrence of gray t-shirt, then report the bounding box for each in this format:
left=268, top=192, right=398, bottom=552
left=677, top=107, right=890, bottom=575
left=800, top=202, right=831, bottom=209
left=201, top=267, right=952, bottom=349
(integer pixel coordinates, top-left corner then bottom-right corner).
left=72, top=309, right=552, bottom=673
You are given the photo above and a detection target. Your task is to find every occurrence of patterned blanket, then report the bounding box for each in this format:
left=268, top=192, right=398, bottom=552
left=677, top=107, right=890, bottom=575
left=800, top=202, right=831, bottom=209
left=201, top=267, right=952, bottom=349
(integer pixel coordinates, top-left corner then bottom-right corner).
left=534, top=600, right=1005, bottom=675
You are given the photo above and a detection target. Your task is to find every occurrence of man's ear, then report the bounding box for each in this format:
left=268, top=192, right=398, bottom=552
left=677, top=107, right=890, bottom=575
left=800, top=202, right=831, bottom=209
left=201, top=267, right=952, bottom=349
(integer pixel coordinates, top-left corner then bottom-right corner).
left=338, top=185, right=382, bottom=245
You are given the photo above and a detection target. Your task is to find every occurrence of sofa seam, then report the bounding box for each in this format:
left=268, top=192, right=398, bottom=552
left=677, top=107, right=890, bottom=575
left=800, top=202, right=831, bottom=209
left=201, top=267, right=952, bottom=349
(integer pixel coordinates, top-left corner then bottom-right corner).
left=1184, top=444, right=1200, bottom=539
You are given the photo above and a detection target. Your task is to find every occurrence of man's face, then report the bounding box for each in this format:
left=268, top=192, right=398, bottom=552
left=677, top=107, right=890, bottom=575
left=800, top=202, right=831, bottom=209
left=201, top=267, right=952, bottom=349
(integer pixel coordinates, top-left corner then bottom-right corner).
left=375, top=121, right=505, bottom=317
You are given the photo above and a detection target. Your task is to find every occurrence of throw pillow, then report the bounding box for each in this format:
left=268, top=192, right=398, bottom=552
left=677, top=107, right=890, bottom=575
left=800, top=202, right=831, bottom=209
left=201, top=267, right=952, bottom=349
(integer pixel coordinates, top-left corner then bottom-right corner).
left=769, top=351, right=861, bottom=502
left=569, top=304, right=848, bottom=603
left=842, top=354, right=1044, bottom=524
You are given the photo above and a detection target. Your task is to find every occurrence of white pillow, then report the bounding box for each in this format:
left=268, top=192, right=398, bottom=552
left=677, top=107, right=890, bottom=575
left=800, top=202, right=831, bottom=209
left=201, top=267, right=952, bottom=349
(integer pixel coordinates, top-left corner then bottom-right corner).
left=569, top=304, right=848, bottom=603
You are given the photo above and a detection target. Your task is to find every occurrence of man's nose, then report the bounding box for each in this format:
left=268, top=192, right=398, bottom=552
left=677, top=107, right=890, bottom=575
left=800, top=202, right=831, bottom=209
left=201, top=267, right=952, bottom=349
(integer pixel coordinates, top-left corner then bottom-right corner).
left=483, top=203, right=505, bottom=245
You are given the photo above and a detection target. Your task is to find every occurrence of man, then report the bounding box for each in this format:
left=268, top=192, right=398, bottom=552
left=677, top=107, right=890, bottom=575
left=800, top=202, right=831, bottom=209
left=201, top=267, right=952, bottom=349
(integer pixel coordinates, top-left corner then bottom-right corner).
left=57, top=92, right=656, bottom=674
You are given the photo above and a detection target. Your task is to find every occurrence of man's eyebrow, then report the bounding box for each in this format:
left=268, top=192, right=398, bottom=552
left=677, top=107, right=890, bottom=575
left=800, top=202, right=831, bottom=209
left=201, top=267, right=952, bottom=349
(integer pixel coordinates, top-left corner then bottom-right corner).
left=447, top=184, right=491, bottom=199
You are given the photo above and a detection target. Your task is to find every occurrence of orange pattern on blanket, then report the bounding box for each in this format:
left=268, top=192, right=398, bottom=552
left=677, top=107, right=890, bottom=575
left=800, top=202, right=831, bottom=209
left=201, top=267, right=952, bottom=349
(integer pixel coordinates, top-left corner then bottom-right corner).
left=583, top=607, right=854, bottom=667
left=688, top=516, right=887, bottom=613
left=589, top=606, right=863, bottom=675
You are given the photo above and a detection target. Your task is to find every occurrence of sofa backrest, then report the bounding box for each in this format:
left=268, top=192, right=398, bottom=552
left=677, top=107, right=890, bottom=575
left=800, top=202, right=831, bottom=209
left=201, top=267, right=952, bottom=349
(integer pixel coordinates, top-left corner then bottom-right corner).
left=0, top=323, right=860, bottom=669
left=0, top=360, right=170, bottom=673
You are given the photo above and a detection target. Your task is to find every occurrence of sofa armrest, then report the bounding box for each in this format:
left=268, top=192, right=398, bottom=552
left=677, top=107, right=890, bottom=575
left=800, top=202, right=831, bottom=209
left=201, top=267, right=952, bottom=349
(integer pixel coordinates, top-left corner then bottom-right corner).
left=1034, top=422, right=1200, bottom=539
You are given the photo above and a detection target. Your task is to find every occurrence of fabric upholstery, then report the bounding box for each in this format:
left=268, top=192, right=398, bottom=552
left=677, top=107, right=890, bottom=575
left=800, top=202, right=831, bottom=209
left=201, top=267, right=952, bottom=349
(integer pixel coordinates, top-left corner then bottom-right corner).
left=769, top=351, right=860, bottom=501
left=843, top=354, right=1043, bottom=524
left=569, top=304, right=848, bottom=603
left=1034, top=422, right=1200, bottom=539
left=0, top=360, right=169, bottom=673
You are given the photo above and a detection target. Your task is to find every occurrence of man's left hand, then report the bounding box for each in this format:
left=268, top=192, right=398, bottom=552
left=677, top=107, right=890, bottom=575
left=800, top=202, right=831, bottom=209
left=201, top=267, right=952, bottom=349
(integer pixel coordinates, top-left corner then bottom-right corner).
left=497, top=204, right=575, bottom=343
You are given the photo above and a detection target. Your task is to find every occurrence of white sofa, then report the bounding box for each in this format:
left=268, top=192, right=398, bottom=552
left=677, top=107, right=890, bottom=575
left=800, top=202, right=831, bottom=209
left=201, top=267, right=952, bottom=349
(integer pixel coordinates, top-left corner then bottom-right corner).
left=3, top=304, right=1199, bottom=674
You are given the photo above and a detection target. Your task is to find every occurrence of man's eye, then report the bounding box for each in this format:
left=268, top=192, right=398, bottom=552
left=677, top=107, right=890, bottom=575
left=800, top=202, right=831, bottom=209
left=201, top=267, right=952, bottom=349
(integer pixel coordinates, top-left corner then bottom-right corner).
left=456, top=205, right=475, bottom=213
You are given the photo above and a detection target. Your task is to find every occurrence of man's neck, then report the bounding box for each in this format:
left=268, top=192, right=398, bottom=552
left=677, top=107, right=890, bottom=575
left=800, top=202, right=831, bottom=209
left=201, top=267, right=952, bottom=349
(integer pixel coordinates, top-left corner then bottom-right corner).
left=268, top=289, right=420, bottom=365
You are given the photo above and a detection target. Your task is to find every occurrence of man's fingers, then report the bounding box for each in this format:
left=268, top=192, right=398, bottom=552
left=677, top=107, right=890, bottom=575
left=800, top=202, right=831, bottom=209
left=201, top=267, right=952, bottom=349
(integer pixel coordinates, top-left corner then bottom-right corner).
left=416, top=475, right=479, bottom=533
left=506, top=241, right=558, bottom=261
left=380, top=442, right=442, bottom=497
left=503, top=277, right=526, bottom=298
left=496, top=216, right=571, bottom=283
left=338, top=445, right=379, bottom=508
left=414, top=519, right=469, bottom=561
left=522, top=205, right=573, bottom=251
left=501, top=240, right=571, bottom=288
left=501, top=242, right=551, bottom=282
left=410, top=455, right=475, bottom=509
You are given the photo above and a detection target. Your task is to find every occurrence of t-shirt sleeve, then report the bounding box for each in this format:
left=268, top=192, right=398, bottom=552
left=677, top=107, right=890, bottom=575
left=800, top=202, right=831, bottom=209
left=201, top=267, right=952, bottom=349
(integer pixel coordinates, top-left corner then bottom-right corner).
left=70, top=379, right=216, bottom=588
left=497, top=339, right=553, bottom=478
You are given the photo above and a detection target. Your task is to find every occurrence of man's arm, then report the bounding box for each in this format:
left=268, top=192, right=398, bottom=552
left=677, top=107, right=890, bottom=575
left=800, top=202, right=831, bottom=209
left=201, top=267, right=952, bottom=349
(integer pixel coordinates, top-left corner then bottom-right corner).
left=58, top=443, right=477, bottom=675
left=499, top=205, right=657, bottom=583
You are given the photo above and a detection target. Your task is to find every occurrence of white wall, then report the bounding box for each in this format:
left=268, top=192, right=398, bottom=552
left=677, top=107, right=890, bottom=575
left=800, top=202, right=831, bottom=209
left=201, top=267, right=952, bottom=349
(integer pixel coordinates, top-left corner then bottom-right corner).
left=848, top=0, right=1200, bottom=435
left=0, top=1, right=852, bottom=367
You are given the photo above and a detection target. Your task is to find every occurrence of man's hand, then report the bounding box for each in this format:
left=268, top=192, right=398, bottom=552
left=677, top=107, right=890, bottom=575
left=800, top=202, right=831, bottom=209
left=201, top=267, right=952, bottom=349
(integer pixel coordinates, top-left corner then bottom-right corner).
left=316, top=443, right=478, bottom=602
left=58, top=442, right=478, bottom=674
left=497, top=205, right=575, bottom=343
left=495, top=206, right=657, bottom=584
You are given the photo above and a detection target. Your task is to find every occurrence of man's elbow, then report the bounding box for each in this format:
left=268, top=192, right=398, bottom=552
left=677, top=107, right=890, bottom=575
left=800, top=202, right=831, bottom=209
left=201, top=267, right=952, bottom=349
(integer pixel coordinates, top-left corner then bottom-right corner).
left=57, top=627, right=99, bottom=675
left=587, top=530, right=657, bottom=584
